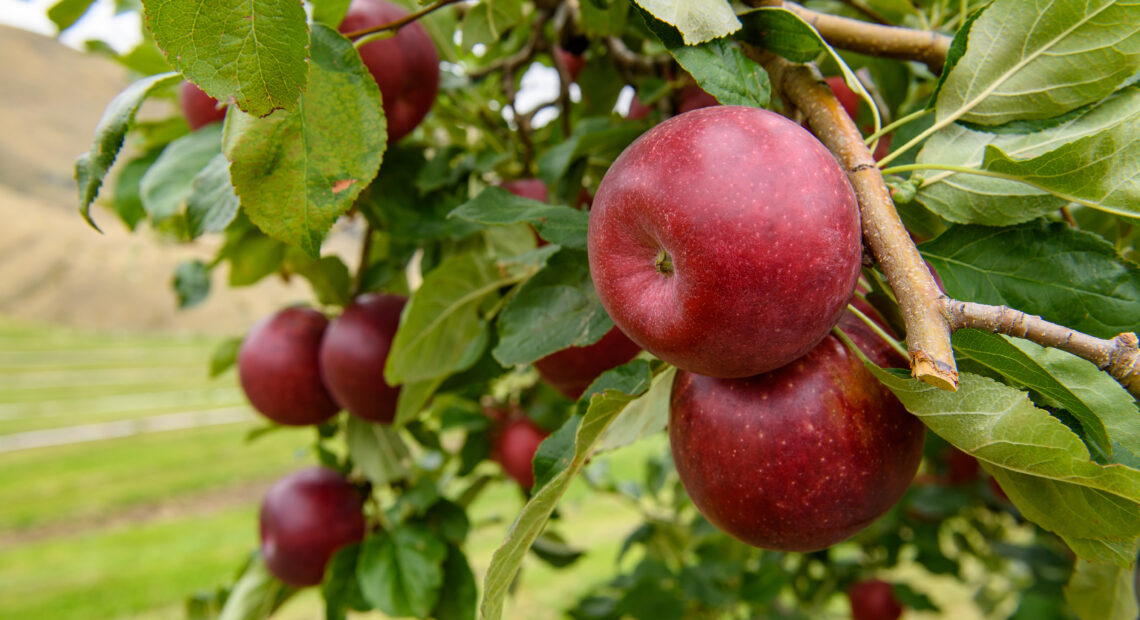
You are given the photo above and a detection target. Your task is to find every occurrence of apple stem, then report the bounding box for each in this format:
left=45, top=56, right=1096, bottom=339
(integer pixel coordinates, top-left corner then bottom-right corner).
left=745, top=0, right=952, bottom=74
left=654, top=249, right=674, bottom=275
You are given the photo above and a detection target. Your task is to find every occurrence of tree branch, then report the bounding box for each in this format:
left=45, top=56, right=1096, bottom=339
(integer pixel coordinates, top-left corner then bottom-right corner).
left=748, top=0, right=951, bottom=73
left=342, top=0, right=464, bottom=40
left=748, top=48, right=958, bottom=390
left=943, top=299, right=1140, bottom=398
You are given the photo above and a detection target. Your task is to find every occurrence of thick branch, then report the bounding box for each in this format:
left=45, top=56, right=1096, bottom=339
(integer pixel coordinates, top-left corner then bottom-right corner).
left=749, top=1, right=951, bottom=73
left=343, top=0, right=464, bottom=39
left=943, top=299, right=1140, bottom=399
left=750, top=49, right=958, bottom=390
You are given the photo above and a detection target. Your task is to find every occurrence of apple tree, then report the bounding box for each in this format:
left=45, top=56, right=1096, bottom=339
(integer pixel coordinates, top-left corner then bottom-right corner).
left=68, top=0, right=1140, bottom=618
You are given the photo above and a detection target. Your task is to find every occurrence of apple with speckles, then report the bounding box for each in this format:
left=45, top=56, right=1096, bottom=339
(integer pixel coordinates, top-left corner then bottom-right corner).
left=535, top=326, right=641, bottom=399
left=668, top=312, right=924, bottom=551
left=588, top=105, right=862, bottom=378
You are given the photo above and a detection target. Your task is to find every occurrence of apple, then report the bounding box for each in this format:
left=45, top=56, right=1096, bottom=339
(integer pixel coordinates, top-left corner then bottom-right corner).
left=319, top=294, right=407, bottom=425
left=493, top=416, right=549, bottom=489
left=238, top=307, right=340, bottom=426
left=501, top=178, right=549, bottom=203
left=826, top=76, right=861, bottom=121
left=626, top=95, right=653, bottom=120
left=339, top=0, right=440, bottom=144
left=260, top=467, right=366, bottom=587
left=943, top=446, right=981, bottom=485
left=668, top=312, right=925, bottom=551
left=677, top=84, right=718, bottom=114
left=179, top=81, right=226, bottom=130
left=847, top=579, right=904, bottom=620
left=556, top=48, right=586, bottom=82
left=534, top=326, right=642, bottom=399
left=588, top=105, right=862, bottom=378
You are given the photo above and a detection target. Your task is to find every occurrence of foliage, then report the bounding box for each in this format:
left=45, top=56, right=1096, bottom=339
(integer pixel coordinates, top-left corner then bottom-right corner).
left=66, top=0, right=1140, bottom=618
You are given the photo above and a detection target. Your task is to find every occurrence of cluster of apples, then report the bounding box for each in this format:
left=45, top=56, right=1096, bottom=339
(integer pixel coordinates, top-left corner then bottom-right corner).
left=588, top=105, right=925, bottom=552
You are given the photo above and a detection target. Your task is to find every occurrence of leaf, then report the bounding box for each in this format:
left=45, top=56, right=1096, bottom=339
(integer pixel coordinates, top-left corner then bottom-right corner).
left=223, top=24, right=386, bottom=258
left=450, top=187, right=589, bottom=250
left=140, top=123, right=223, bottom=223
left=217, top=554, right=296, bottom=620
left=112, top=151, right=159, bottom=231
left=394, top=377, right=446, bottom=428
left=869, top=368, right=1140, bottom=566
left=481, top=366, right=655, bottom=620
left=186, top=153, right=240, bottom=238
left=493, top=249, right=612, bottom=366
left=143, top=0, right=309, bottom=116
left=48, top=0, right=96, bottom=33
left=459, top=0, right=524, bottom=50
left=632, top=0, right=741, bottom=45
left=312, top=0, right=353, bottom=27
left=934, top=0, right=1140, bottom=126
left=920, top=220, right=1140, bottom=338
left=1065, top=557, right=1140, bottom=620
left=287, top=254, right=353, bottom=307
left=323, top=545, right=370, bottom=620
left=172, top=260, right=212, bottom=309
left=596, top=366, right=675, bottom=452
left=433, top=546, right=477, bottom=620
left=536, top=118, right=643, bottom=187
left=358, top=524, right=448, bottom=619
left=76, top=71, right=181, bottom=230
left=209, top=337, right=242, bottom=377
left=670, top=39, right=769, bottom=108
left=385, top=248, right=555, bottom=384
left=345, top=416, right=410, bottom=488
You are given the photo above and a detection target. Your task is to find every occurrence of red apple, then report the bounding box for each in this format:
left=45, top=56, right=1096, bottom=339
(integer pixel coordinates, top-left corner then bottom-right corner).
left=501, top=178, right=549, bottom=203
left=319, top=294, right=407, bottom=425
left=556, top=48, right=586, bottom=82
left=493, top=416, right=549, bottom=489
left=848, top=579, right=904, bottom=620
left=826, top=76, right=861, bottom=121
left=944, top=446, right=981, bottom=485
left=677, top=84, right=718, bottom=113
left=669, top=313, right=924, bottom=551
left=179, top=81, right=226, bottom=130
left=340, top=0, right=440, bottom=144
left=238, top=307, right=340, bottom=426
left=534, top=327, right=642, bottom=399
left=626, top=95, right=653, bottom=120
left=260, top=467, right=366, bottom=587
left=588, top=106, right=862, bottom=378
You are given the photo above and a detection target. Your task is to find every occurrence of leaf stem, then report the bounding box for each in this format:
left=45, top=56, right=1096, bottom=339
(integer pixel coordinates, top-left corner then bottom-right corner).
left=881, top=163, right=1102, bottom=210
left=847, top=303, right=909, bottom=360
left=342, top=0, right=464, bottom=40
left=864, top=107, right=932, bottom=144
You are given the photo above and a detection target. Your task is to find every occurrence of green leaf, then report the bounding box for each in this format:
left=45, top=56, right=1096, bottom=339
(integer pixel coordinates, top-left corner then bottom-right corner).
left=312, top=0, right=353, bottom=27
left=632, top=0, right=741, bottom=45
left=345, top=416, right=410, bottom=487
left=143, top=0, right=309, bottom=116
left=111, top=151, right=159, bottom=231
left=493, top=249, right=612, bottom=366
left=536, top=118, right=643, bottom=187
left=450, top=186, right=589, bottom=249
left=219, top=215, right=288, bottom=287
left=737, top=6, right=824, bottom=62
left=209, top=337, right=242, bottom=378
left=460, top=0, right=524, bottom=50
left=920, top=220, right=1140, bottom=339
left=934, top=0, right=1140, bottom=126
left=1065, top=557, right=1140, bottom=620
left=670, top=39, right=769, bottom=108
left=217, top=554, right=296, bottom=620
left=385, top=249, right=555, bottom=384
left=433, top=546, right=477, bottom=620
left=287, top=254, right=353, bottom=307
left=186, top=153, right=240, bottom=238
left=48, top=0, right=96, bottom=32
left=481, top=368, right=655, bottom=620
left=76, top=71, right=181, bottom=230
left=140, top=123, right=223, bottom=223
left=358, top=524, right=448, bottom=618
left=323, top=545, right=370, bottom=620
left=223, top=24, right=386, bottom=258
left=596, top=366, right=675, bottom=452
left=869, top=368, right=1140, bottom=566
left=394, top=377, right=446, bottom=427
left=172, top=260, right=212, bottom=309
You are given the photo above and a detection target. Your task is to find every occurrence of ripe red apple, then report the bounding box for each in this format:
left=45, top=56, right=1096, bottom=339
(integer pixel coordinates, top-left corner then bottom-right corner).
left=556, top=47, right=586, bottom=82
left=826, top=76, right=861, bottom=121
left=319, top=294, right=407, bottom=425
left=944, top=446, right=981, bottom=485
left=534, top=327, right=641, bottom=399
left=588, top=106, right=862, bottom=378
left=238, top=307, right=340, bottom=426
left=669, top=313, right=924, bottom=551
left=501, top=178, right=549, bottom=203
left=179, top=81, right=226, bottom=130
left=677, top=84, right=718, bottom=113
left=626, top=95, right=653, bottom=120
left=847, top=579, right=904, bottom=620
left=493, top=416, right=549, bottom=489
left=339, top=0, right=440, bottom=144
left=260, top=467, right=366, bottom=587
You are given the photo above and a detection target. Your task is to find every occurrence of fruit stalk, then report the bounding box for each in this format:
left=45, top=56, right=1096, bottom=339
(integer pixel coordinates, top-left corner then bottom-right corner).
left=943, top=299, right=1140, bottom=398
left=748, top=0, right=951, bottom=74
left=752, top=49, right=958, bottom=391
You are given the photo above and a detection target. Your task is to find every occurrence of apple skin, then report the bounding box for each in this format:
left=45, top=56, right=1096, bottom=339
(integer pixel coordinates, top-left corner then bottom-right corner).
left=556, top=48, right=586, bottom=82
left=677, top=84, right=719, bottom=114
left=493, top=416, right=549, bottom=489
left=668, top=313, right=924, bottom=551
left=501, top=178, right=549, bottom=203
left=588, top=105, right=862, bottom=378
left=535, top=327, right=642, bottom=399
left=179, top=81, right=226, bottom=130
left=826, top=76, right=861, bottom=121
left=339, top=0, right=440, bottom=144
left=238, top=307, right=340, bottom=426
left=847, top=579, right=904, bottom=620
left=259, top=467, right=366, bottom=587
left=627, top=96, right=653, bottom=120
left=319, top=294, right=407, bottom=425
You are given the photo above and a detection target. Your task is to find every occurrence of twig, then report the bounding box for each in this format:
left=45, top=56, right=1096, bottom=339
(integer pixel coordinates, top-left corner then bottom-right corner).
left=943, top=299, right=1140, bottom=398
left=342, top=0, right=464, bottom=40
left=748, top=1, right=951, bottom=74
left=748, top=48, right=958, bottom=390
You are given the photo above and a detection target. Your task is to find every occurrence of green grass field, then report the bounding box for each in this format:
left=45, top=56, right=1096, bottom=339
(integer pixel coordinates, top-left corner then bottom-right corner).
left=0, top=316, right=653, bottom=619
